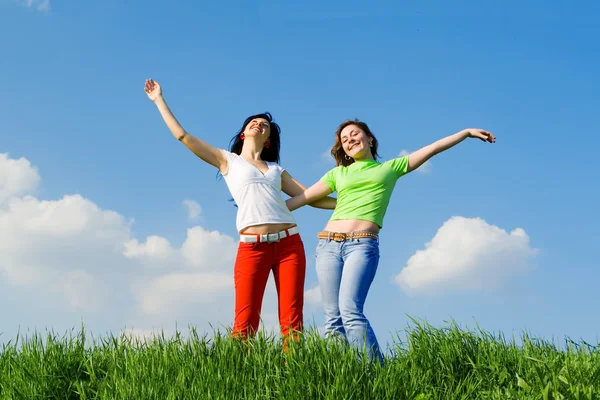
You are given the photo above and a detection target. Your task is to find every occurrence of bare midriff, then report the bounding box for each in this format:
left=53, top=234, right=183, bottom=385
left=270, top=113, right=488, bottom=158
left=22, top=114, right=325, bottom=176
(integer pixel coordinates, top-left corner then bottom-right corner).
left=240, top=223, right=298, bottom=235
left=323, top=219, right=380, bottom=234
left=239, top=220, right=380, bottom=235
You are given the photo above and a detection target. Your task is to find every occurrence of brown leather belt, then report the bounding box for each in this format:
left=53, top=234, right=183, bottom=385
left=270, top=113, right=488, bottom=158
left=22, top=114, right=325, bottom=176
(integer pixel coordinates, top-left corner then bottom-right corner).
left=317, top=230, right=379, bottom=241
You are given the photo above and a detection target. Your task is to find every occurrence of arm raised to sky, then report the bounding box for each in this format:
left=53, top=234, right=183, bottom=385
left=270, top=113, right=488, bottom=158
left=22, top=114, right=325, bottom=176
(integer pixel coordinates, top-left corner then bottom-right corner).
left=144, top=78, right=227, bottom=173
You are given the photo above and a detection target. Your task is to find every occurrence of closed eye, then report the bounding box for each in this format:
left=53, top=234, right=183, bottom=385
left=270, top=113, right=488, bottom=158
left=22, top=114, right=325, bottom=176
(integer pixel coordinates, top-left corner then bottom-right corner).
left=252, top=120, right=269, bottom=128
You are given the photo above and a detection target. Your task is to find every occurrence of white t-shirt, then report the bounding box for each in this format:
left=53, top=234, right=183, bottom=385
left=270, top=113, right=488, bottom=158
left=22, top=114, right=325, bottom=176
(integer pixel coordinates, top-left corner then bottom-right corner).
left=220, top=150, right=296, bottom=232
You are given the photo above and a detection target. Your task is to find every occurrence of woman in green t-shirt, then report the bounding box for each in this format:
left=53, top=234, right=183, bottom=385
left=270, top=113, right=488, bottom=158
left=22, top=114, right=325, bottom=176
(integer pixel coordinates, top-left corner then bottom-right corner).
left=286, top=119, right=495, bottom=363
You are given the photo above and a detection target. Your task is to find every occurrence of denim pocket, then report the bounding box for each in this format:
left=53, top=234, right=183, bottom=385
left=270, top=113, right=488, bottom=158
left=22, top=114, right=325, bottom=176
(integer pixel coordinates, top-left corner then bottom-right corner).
left=315, top=239, right=329, bottom=258
left=352, top=238, right=380, bottom=259
left=316, top=239, right=328, bottom=251
left=356, top=237, right=379, bottom=246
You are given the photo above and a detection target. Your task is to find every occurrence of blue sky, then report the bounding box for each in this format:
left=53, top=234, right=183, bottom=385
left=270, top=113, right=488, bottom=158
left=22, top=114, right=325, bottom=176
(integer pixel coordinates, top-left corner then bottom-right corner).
left=1, top=0, right=599, bottom=350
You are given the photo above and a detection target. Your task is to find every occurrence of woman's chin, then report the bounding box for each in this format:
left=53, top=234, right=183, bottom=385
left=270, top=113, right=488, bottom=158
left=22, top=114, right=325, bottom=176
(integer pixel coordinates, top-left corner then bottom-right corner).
left=351, top=151, right=368, bottom=160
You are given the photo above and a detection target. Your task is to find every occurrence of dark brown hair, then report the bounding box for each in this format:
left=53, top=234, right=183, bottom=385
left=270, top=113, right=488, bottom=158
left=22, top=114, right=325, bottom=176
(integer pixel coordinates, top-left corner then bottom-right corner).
left=228, top=112, right=281, bottom=163
left=330, top=119, right=379, bottom=166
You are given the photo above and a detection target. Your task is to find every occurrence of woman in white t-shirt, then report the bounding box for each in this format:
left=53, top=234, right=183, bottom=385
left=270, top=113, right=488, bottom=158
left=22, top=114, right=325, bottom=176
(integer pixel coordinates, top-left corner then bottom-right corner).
left=144, top=79, right=336, bottom=341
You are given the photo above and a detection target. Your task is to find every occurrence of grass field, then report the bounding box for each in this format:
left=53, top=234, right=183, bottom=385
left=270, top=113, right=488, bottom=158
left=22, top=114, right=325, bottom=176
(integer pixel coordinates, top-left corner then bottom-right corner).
left=1, top=320, right=599, bottom=399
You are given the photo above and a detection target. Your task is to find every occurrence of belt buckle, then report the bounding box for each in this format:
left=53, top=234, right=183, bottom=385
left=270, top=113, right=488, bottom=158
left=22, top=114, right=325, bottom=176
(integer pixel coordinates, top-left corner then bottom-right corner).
left=333, top=232, right=347, bottom=242
left=266, top=232, right=280, bottom=243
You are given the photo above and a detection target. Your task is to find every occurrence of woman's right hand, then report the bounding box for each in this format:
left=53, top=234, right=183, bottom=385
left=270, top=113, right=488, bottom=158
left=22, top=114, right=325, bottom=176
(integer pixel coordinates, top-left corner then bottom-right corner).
left=144, top=79, right=162, bottom=102
left=144, top=78, right=228, bottom=172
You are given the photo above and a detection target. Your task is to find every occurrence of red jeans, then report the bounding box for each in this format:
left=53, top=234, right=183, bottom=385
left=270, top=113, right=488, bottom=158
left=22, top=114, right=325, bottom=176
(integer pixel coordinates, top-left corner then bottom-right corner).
left=232, top=233, right=306, bottom=338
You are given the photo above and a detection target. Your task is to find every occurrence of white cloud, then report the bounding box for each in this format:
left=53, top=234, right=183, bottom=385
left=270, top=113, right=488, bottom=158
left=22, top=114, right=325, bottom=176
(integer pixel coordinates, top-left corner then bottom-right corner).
left=124, top=235, right=173, bottom=263
left=305, top=285, right=322, bottom=305
left=182, top=199, right=201, bottom=221
left=399, top=149, right=432, bottom=173
left=16, top=0, right=50, bottom=12
left=0, top=153, right=296, bottom=341
left=52, top=269, right=110, bottom=311
left=0, top=193, right=131, bottom=287
left=120, top=327, right=162, bottom=344
left=135, top=272, right=233, bottom=315
left=0, top=153, right=40, bottom=205
left=129, top=226, right=238, bottom=316
left=395, top=216, right=538, bottom=295
left=180, top=226, right=237, bottom=268
left=0, top=153, right=236, bottom=323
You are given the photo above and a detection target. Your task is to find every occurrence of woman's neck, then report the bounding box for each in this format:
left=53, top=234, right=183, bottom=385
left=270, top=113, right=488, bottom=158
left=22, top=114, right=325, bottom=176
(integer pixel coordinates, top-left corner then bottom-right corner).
left=353, top=153, right=375, bottom=163
left=240, top=141, right=264, bottom=161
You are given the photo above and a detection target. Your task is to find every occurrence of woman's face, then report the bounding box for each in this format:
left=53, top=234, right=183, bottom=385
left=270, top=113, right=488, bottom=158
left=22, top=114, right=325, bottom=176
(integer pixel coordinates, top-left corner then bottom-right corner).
left=339, top=124, right=373, bottom=160
left=243, top=118, right=270, bottom=140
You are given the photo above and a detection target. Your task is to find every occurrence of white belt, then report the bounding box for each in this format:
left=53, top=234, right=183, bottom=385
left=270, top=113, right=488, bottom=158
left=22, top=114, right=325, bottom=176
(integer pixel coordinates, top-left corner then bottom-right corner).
left=240, top=226, right=299, bottom=243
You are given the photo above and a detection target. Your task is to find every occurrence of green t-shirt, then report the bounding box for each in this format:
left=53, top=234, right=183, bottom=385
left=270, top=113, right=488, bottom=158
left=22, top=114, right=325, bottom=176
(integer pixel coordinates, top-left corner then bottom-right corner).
left=320, top=157, right=409, bottom=228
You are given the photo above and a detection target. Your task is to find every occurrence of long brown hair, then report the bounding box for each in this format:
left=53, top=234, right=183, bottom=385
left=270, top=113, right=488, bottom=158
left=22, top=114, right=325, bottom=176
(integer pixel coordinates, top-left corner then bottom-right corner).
left=330, top=119, right=379, bottom=166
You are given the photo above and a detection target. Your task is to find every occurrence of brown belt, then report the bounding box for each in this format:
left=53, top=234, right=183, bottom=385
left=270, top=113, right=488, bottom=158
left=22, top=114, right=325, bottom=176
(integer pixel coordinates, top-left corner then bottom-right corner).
left=317, top=230, right=379, bottom=241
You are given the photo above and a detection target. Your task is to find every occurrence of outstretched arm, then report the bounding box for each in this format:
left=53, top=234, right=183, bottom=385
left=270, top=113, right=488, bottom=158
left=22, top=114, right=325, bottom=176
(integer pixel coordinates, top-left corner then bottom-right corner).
left=144, top=79, right=227, bottom=173
left=281, top=172, right=336, bottom=210
left=407, top=128, right=495, bottom=173
left=285, top=180, right=333, bottom=212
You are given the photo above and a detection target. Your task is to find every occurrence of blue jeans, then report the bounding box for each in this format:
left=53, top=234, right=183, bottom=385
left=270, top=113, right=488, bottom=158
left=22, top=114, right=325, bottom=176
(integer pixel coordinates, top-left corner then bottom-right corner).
left=315, top=235, right=383, bottom=363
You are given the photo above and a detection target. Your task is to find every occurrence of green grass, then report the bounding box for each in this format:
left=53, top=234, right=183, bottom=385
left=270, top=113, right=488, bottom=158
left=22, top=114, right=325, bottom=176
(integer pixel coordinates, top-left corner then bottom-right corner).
left=1, top=320, right=599, bottom=399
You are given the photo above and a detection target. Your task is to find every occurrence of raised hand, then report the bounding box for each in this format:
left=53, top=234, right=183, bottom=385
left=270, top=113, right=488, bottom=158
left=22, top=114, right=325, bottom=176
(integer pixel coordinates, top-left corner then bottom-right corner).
left=144, top=78, right=162, bottom=102
left=464, top=129, right=496, bottom=143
